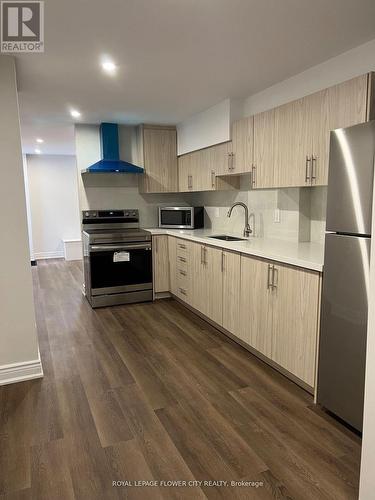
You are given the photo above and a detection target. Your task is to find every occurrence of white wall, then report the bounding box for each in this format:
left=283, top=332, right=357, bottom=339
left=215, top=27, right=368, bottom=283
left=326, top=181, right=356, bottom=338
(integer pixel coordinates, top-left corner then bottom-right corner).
left=26, top=154, right=81, bottom=259
left=0, top=56, right=41, bottom=379
left=177, top=99, right=231, bottom=155
left=243, top=38, right=375, bottom=116
left=22, top=154, right=35, bottom=260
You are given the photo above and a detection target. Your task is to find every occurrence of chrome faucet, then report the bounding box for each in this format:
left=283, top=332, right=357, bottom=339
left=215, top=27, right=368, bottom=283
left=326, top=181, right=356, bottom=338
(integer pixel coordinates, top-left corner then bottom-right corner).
left=227, top=202, right=252, bottom=237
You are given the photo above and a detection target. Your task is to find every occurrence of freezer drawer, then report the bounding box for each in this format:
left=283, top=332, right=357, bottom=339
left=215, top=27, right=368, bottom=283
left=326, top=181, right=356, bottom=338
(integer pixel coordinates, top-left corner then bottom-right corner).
left=326, top=121, right=375, bottom=236
left=317, top=233, right=370, bottom=431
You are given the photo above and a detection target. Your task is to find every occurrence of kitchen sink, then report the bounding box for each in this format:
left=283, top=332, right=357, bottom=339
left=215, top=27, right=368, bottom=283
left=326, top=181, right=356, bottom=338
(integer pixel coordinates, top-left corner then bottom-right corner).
left=209, top=235, right=246, bottom=241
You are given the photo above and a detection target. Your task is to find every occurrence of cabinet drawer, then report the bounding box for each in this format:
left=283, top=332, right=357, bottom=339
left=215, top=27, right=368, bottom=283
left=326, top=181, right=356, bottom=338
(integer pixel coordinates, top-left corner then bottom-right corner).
left=176, top=254, right=190, bottom=271
left=176, top=283, right=190, bottom=301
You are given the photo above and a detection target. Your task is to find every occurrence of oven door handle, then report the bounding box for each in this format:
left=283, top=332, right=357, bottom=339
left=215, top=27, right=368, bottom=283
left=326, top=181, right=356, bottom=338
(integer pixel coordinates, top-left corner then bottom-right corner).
left=89, top=243, right=151, bottom=252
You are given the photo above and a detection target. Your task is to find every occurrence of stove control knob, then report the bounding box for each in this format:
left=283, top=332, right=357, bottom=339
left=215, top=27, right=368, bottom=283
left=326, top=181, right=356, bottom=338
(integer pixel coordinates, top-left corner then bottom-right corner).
left=85, top=211, right=90, bottom=217
left=125, top=212, right=129, bottom=216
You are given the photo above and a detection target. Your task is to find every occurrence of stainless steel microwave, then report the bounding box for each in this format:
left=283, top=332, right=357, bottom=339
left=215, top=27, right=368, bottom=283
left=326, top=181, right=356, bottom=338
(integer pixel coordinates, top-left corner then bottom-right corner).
left=158, top=206, right=204, bottom=229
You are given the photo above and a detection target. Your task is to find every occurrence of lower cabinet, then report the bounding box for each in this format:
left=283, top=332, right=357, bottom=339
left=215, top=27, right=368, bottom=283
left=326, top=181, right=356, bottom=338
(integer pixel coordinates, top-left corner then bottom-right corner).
left=271, top=262, right=320, bottom=386
left=240, top=254, right=320, bottom=386
left=191, top=243, right=223, bottom=325
left=239, top=256, right=273, bottom=358
left=166, top=237, right=321, bottom=389
left=222, top=251, right=241, bottom=335
left=152, top=235, right=169, bottom=293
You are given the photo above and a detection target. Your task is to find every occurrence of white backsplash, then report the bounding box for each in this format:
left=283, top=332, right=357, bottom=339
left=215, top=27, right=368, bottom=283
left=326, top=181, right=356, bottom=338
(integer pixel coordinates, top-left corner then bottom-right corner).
left=190, top=178, right=327, bottom=243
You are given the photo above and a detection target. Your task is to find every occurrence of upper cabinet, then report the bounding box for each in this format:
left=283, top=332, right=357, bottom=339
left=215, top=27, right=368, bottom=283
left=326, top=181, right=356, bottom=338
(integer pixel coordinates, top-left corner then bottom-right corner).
left=251, top=73, right=374, bottom=189
left=224, top=116, right=254, bottom=175
left=178, top=142, right=239, bottom=192
left=138, top=125, right=178, bottom=193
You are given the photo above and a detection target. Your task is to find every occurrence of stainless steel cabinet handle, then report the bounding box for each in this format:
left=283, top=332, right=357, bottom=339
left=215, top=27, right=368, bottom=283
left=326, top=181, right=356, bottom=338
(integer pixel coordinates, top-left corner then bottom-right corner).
left=179, top=270, right=187, bottom=276
left=272, top=266, right=278, bottom=289
left=267, top=264, right=273, bottom=289
left=203, top=247, right=208, bottom=265
left=179, top=287, right=187, bottom=296
left=178, top=256, right=187, bottom=263
left=201, top=246, right=204, bottom=264
left=251, top=165, right=256, bottom=187
left=305, top=156, right=311, bottom=183
left=211, top=170, right=216, bottom=188
left=221, top=252, right=225, bottom=273
left=155, top=237, right=158, bottom=253
left=231, top=152, right=235, bottom=171
left=188, top=174, right=193, bottom=190
left=178, top=243, right=186, bottom=249
left=311, top=155, right=317, bottom=182
left=228, top=153, right=232, bottom=171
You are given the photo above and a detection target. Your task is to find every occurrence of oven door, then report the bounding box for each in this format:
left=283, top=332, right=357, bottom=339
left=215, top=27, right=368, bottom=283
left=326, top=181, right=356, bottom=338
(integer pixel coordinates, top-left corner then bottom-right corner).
left=89, top=242, right=152, bottom=295
left=159, top=207, right=193, bottom=229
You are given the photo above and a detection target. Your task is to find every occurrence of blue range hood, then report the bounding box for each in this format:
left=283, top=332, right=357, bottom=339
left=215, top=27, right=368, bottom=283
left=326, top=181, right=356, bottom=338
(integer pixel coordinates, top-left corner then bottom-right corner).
left=82, top=123, right=144, bottom=174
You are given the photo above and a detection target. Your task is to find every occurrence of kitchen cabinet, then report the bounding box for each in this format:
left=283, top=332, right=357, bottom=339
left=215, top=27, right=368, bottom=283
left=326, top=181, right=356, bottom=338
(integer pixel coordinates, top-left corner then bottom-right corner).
left=271, top=262, right=320, bottom=387
left=178, top=143, right=239, bottom=192
left=253, top=108, right=278, bottom=188
left=168, top=236, right=177, bottom=295
left=239, top=255, right=320, bottom=386
left=252, top=73, right=374, bottom=188
left=191, top=243, right=223, bottom=325
left=138, top=125, right=178, bottom=193
left=222, top=117, right=254, bottom=175
left=152, top=235, right=169, bottom=293
left=163, top=236, right=321, bottom=389
left=239, top=256, right=273, bottom=357
left=222, top=251, right=241, bottom=335
left=175, top=239, right=193, bottom=303
left=310, top=74, right=369, bottom=186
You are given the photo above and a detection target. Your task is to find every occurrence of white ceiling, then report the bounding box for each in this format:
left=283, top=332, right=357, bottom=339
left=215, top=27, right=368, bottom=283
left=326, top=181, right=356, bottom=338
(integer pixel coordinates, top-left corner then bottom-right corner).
left=16, top=0, right=375, bottom=155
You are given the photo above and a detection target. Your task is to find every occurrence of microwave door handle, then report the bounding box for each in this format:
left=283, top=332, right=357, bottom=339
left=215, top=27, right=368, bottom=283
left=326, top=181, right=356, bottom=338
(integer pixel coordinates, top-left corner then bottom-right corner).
left=89, top=243, right=151, bottom=252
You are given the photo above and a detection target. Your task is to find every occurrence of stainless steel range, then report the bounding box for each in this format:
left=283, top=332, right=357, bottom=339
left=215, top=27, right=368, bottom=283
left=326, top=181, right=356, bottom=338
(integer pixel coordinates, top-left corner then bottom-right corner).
left=82, top=209, right=152, bottom=308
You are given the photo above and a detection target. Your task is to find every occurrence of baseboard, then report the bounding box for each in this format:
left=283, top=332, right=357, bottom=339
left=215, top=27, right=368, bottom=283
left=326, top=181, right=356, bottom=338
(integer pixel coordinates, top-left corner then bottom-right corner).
left=34, top=251, right=64, bottom=260
left=0, top=358, right=44, bottom=386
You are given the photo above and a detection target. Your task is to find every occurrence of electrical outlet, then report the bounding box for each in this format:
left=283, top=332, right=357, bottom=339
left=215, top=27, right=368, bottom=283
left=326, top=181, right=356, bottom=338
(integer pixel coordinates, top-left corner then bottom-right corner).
left=274, top=208, right=280, bottom=223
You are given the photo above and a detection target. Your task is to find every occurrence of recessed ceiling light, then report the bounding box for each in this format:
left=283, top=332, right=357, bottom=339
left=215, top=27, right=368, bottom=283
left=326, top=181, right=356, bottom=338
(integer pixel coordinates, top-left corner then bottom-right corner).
left=101, top=60, right=117, bottom=75
left=36, top=138, right=44, bottom=143
left=35, top=148, right=41, bottom=154
left=70, top=109, right=81, bottom=118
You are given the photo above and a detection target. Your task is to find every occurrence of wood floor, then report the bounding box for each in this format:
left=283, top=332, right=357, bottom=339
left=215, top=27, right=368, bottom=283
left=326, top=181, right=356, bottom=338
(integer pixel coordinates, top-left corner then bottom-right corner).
left=0, top=259, right=361, bottom=499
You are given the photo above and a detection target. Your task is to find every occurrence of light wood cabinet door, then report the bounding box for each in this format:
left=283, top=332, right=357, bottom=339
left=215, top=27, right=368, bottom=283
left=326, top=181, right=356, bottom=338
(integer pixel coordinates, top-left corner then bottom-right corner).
left=191, top=243, right=208, bottom=315
left=271, top=263, right=320, bottom=386
left=139, top=127, right=178, bottom=193
left=275, top=97, right=313, bottom=188
left=230, top=117, right=254, bottom=174
left=153, top=235, right=169, bottom=293
left=168, top=237, right=177, bottom=295
left=205, top=245, right=223, bottom=325
left=191, top=243, right=223, bottom=325
left=239, top=255, right=273, bottom=357
left=178, top=143, right=239, bottom=192
left=178, top=155, right=192, bottom=192
left=253, top=108, right=278, bottom=188
left=222, top=251, right=241, bottom=335
left=194, top=148, right=216, bottom=191
left=311, top=74, right=369, bottom=186
left=210, top=142, right=231, bottom=175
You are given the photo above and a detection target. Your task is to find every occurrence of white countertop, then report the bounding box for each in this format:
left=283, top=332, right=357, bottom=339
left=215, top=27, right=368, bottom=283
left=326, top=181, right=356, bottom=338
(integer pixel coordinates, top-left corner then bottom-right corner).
left=146, top=228, right=324, bottom=272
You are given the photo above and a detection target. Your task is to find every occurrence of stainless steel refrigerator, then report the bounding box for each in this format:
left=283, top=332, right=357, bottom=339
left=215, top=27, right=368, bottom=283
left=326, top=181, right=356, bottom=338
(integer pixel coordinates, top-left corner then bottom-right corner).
left=317, top=121, right=375, bottom=432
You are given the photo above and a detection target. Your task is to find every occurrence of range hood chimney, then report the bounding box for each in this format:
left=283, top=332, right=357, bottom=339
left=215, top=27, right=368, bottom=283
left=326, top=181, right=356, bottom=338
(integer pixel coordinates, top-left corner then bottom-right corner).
left=81, top=123, right=144, bottom=174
